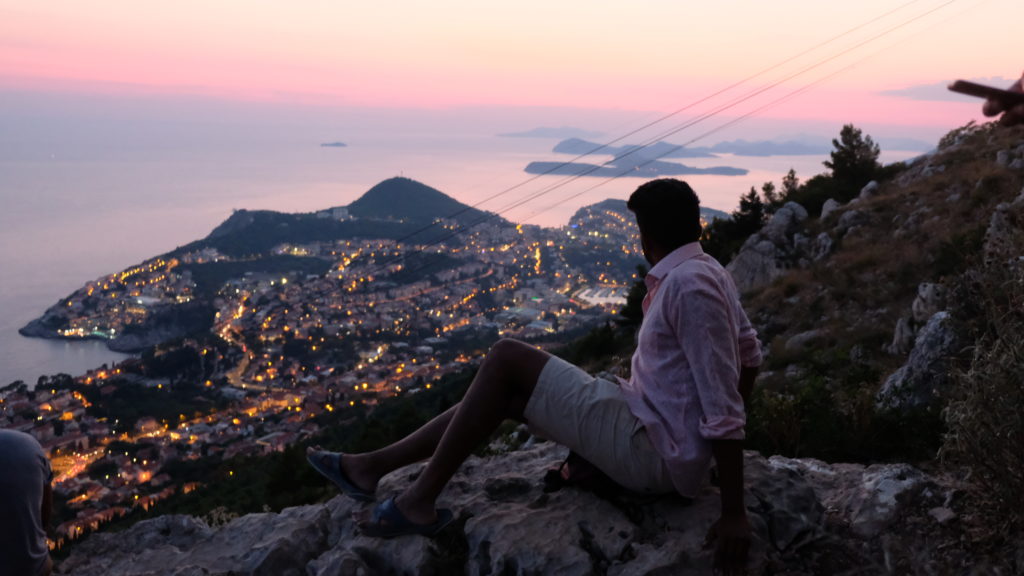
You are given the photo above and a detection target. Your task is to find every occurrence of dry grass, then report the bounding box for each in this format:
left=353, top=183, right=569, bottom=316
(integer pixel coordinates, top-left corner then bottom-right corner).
left=942, top=199, right=1024, bottom=536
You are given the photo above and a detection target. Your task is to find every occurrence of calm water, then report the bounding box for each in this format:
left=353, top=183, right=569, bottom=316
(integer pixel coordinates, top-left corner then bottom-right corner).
left=0, top=94, right=922, bottom=387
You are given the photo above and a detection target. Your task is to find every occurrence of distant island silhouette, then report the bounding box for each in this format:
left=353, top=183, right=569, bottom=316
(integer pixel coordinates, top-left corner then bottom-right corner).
left=320, top=142, right=347, bottom=148
left=525, top=160, right=747, bottom=177
left=497, top=126, right=604, bottom=139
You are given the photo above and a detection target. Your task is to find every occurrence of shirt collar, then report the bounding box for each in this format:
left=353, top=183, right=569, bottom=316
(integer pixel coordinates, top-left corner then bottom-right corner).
left=646, top=242, right=704, bottom=283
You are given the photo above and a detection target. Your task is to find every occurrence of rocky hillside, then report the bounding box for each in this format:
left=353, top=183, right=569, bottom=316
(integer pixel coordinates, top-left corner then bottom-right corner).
left=726, top=122, right=1024, bottom=462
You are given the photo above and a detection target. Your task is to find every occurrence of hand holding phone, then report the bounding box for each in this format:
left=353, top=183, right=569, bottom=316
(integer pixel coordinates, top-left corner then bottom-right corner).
left=949, top=76, right=1024, bottom=127
left=948, top=79, right=1024, bottom=106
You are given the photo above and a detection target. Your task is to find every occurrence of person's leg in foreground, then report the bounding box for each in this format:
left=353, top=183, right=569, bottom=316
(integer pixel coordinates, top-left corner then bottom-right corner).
left=0, top=429, right=54, bottom=576
left=308, top=338, right=550, bottom=534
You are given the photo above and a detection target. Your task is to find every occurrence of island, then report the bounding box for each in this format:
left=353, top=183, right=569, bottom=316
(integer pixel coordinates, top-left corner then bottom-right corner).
left=524, top=160, right=747, bottom=177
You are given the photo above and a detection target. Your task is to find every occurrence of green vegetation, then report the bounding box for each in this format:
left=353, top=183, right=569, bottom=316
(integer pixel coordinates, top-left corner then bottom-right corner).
left=745, top=350, right=942, bottom=462
left=823, top=124, right=881, bottom=192
left=183, top=255, right=333, bottom=298
left=703, top=123, right=895, bottom=264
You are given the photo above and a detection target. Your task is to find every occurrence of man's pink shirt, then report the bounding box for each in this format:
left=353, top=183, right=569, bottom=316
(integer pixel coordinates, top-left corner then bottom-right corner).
left=620, top=242, right=762, bottom=497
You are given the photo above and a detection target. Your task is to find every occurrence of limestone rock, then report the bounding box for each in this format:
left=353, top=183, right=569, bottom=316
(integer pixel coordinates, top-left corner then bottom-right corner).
left=835, top=209, right=867, bottom=235
left=983, top=188, right=1024, bottom=264
left=59, top=441, right=954, bottom=576
left=841, top=465, right=927, bottom=539
left=761, top=457, right=928, bottom=540
left=727, top=202, right=809, bottom=293
left=819, top=198, right=842, bottom=221
left=911, top=283, right=946, bottom=324
left=812, top=232, right=833, bottom=261
left=60, top=506, right=330, bottom=576
left=785, top=329, right=824, bottom=352
left=760, top=202, right=808, bottom=244
left=928, top=507, right=956, bottom=524
left=877, top=311, right=959, bottom=410
left=997, top=149, right=1011, bottom=167
left=886, top=316, right=915, bottom=356
left=727, top=239, right=784, bottom=294
left=858, top=181, right=879, bottom=201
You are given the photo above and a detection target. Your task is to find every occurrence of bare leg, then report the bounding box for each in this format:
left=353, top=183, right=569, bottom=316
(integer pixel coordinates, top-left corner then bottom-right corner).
left=389, top=338, right=550, bottom=524
left=340, top=404, right=458, bottom=493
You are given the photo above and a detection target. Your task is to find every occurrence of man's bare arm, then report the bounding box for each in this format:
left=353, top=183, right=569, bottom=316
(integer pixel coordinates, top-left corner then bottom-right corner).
left=738, top=365, right=758, bottom=409
left=710, top=438, right=750, bottom=575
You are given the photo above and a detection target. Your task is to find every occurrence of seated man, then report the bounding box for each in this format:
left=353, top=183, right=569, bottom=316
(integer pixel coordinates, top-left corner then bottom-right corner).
left=309, top=178, right=762, bottom=574
left=0, top=429, right=54, bottom=576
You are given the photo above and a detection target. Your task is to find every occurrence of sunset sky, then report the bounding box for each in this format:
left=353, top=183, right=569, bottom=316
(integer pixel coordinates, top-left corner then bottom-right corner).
left=0, top=0, right=1018, bottom=130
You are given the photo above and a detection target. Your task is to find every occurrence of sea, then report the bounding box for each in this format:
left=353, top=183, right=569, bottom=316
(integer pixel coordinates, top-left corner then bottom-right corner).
left=0, top=93, right=925, bottom=388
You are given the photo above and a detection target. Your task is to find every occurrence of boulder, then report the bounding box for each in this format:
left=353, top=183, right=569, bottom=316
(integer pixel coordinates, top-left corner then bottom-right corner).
left=765, top=457, right=928, bottom=540
left=759, top=202, right=808, bottom=245
left=785, top=329, right=825, bottom=352
left=886, top=315, right=915, bottom=356
left=811, top=233, right=833, bottom=262
left=819, top=198, right=842, bottom=221
left=983, top=188, right=1024, bottom=264
left=911, top=283, right=946, bottom=324
left=727, top=239, right=784, bottom=294
left=727, top=203, right=809, bottom=293
left=996, top=149, right=1011, bottom=167
left=841, top=464, right=927, bottom=539
left=877, top=311, right=960, bottom=410
left=835, top=209, right=867, bottom=235
left=858, top=181, right=879, bottom=201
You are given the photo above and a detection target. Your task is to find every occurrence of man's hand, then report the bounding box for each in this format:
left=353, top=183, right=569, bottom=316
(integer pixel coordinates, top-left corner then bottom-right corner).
left=706, top=512, right=752, bottom=575
left=983, top=72, right=1024, bottom=126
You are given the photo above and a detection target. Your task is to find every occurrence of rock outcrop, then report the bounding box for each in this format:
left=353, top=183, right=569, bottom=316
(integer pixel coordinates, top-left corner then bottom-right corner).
left=877, top=311, right=960, bottom=410
left=61, top=440, right=964, bottom=576
left=727, top=202, right=809, bottom=293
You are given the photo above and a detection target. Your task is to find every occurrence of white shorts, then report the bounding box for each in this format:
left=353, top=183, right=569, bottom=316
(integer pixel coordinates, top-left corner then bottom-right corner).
left=523, top=355, right=675, bottom=493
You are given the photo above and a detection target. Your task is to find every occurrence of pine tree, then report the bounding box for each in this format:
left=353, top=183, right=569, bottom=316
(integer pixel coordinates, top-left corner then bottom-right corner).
left=735, top=187, right=766, bottom=234
left=823, top=124, right=881, bottom=189
left=761, top=181, right=779, bottom=213
left=781, top=168, right=799, bottom=198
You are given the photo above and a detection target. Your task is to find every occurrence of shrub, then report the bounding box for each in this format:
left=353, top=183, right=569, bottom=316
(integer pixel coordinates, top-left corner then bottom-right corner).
left=943, top=265, right=1024, bottom=533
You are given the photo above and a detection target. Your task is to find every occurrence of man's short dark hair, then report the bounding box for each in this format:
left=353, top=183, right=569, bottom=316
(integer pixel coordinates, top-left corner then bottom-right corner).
left=627, top=179, right=702, bottom=250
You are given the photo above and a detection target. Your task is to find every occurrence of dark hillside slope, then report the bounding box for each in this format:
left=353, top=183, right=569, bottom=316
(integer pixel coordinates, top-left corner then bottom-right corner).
left=347, top=176, right=503, bottom=228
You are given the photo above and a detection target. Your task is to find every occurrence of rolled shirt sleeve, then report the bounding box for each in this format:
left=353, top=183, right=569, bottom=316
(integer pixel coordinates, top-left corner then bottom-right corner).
left=674, top=270, right=748, bottom=440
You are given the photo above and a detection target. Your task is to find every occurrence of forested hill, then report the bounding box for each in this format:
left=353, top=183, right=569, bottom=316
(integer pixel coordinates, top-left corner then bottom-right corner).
left=184, top=177, right=508, bottom=258
left=346, top=177, right=501, bottom=227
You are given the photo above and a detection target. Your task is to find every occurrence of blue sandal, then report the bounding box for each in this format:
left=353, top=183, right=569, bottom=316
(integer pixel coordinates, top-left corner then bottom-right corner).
left=306, top=450, right=375, bottom=503
left=360, top=497, right=455, bottom=538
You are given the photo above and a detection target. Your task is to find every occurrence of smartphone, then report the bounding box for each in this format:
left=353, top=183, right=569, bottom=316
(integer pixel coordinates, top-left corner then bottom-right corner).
left=948, top=79, right=1024, bottom=106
